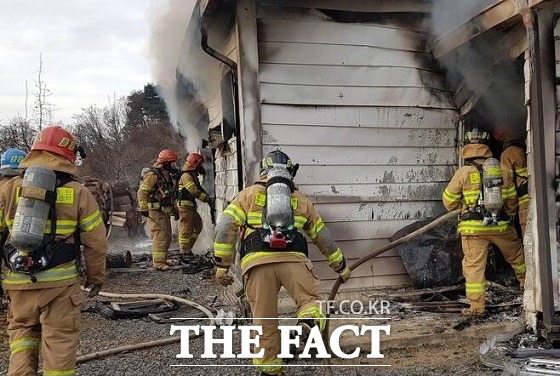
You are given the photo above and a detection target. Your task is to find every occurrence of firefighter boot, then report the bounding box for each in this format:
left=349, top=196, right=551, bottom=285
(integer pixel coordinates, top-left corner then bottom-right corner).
left=289, top=319, right=316, bottom=356
left=461, top=307, right=487, bottom=318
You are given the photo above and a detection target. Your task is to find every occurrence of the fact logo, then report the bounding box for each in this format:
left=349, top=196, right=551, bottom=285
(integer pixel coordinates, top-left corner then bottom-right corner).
left=170, top=324, right=390, bottom=360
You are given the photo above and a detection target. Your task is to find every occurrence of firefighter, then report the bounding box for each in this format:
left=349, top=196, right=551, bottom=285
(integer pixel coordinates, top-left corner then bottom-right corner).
left=137, top=149, right=179, bottom=270
left=0, top=148, right=27, bottom=299
left=176, top=152, right=211, bottom=259
left=1, top=125, right=107, bottom=376
left=0, top=148, right=27, bottom=181
left=442, top=127, right=525, bottom=317
left=213, top=150, right=351, bottom=376
left=493, top=125, right=529, bottom=238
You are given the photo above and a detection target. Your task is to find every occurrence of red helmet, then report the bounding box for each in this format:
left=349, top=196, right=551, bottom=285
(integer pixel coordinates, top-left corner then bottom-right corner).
left=157, top=149, right=178, bottom=163
left=32, top=125, right=77, bottom=162
left=186, top=152, right=204, bottom=170
left=493, top=125, right=506, bottom=141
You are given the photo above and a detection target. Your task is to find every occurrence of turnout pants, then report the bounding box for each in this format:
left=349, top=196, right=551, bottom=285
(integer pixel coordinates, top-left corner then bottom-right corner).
left=461, top=226, right=525, bottom=310
left=6, top=281, right=83, bottom=376
left=148, top=209, right=172, bottom=268
left=245, top=262, right=323, bottom=375
left=177, top=207, right=202, bottom=254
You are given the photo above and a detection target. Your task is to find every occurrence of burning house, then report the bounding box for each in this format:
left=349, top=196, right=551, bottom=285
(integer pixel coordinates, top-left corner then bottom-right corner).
left=151, top=0, right=560, bottom=338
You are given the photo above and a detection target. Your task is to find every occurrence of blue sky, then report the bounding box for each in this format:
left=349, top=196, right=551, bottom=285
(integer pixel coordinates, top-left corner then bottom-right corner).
left=0, top=0, right=155, bottom=124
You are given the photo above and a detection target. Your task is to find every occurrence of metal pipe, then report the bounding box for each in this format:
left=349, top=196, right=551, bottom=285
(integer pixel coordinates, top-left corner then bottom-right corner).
left=200, top=27, right=244, bottom=193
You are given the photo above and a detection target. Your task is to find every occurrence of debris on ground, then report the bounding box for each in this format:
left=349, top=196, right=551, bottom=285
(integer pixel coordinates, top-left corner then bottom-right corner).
left=0, top=236, right=538, bottom=375
left=480, top=328, right=560, bottom=375
left=95, top=299, right=178, bottom=320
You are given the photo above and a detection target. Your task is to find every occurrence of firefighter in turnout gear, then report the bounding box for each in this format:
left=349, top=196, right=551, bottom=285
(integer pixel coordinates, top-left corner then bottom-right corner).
left=137, top=149, right=179, bottom=270
left=0, top=148, right=27, bottom=298
left=0, top=148, right=27, bottom=301
left=494, top=126, right=529, bottom=238
left=176, top=152, right=211, bottom=258
left=442, top=128, right=525, bottom=317
left=1, top=125, right=107, bottom=376
left=213, top=150, right=351, bottom=376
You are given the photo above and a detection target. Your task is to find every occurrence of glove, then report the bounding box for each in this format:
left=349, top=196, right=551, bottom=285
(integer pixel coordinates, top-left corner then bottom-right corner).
left=337, top=266, right=352, bottom=283
left=140, top=211, right=149, bottom=218
left=332, top=257, right=352, bottom=283
left=216, top=267, right=234, bottom=287
left=85, top=283, right=102, bottom=298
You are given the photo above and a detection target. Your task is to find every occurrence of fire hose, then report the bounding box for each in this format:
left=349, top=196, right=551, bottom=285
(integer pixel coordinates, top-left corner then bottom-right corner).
left=322, top=209, right=461, bottom=376
left=54, top=210, right=459, bottom=369
left=74, top=290, right=215, bottom=365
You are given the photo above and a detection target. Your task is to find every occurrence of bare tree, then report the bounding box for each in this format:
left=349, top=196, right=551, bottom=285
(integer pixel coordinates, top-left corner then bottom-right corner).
left=32, top=54, right=57, bottom=130
left=72, top=97, right=129, bottom=181
left=0, top=116, right=37, bottom=152
left=72, top=85, right=184, bottom=184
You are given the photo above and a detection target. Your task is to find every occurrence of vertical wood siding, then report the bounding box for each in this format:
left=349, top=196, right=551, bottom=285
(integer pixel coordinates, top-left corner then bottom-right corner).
left=214, top=31, right=239, bottom=216
left=256, top=5, right=459, bottom=289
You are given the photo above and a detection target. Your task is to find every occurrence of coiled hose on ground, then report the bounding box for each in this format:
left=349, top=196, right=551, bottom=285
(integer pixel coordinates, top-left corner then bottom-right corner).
left=72, top=210, right=459, bottom=371
left=75, top=291, right=215, bottom=365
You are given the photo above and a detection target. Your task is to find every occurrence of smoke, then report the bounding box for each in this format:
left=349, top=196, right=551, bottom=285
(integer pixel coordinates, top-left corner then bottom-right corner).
left=430, top=0, right=496, bottom=36
left=429, top=0, right=527, bottom=135
left=148, top=0, right=220, bottom=153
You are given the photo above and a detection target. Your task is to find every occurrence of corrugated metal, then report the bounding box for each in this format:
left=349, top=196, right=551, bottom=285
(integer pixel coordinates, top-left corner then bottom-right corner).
left=257, top=4, right=459, bottom=288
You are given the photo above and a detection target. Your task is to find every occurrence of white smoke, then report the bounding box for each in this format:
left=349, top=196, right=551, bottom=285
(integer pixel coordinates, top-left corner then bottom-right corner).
left=429, top=0, right=527, bottom=133
left=148, top=0, right=219, bottom=254
left=148, top=0, right=220, bottom=153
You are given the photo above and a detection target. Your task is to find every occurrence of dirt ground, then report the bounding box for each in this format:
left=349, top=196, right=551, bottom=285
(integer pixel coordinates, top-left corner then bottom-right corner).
left=0, top=234, right=520, bottom=375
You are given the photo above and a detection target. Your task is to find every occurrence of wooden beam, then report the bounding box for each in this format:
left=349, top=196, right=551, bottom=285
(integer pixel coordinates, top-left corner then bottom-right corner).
left=430, top=0, right=521, bottom=58
left=454, top=24, right=527, bottom=115
left=529, top=0, right=554, bottom=7
left=258, top=0, right=431, bottom=13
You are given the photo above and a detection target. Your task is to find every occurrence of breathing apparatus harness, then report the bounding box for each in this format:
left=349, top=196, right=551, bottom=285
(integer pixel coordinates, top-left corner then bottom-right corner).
left=147, top=167, right=176, bottom=212
left=240, top=167, right=308, bottom=258
left=3, top=167, right=81, bottom=282
left=176, top=170, right=204, bottom=208
left=461, top=158, right=507, bottom=226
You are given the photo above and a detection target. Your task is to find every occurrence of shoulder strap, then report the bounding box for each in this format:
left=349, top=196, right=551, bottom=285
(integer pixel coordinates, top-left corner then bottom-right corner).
left=465, top=161, right=484, bottom=202
left=188, top=171, right=205, bottom=192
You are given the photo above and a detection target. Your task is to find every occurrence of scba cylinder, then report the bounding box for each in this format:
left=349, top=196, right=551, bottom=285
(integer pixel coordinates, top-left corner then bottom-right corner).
left=266, top=167, right=293, bottom=229
left=11, top=166, right=56, bottom=251
left=482, top=157, right=503, bottom=215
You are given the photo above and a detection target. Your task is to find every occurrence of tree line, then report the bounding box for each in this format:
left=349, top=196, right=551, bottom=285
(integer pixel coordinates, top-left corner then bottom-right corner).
left=0, top=84, right=184, bottom=185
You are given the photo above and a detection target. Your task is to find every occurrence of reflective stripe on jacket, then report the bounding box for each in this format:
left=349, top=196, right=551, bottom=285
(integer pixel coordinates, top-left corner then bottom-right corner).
left=1, top=175, right=107, bottom=290
left=137, top=166, right=174, bottom=212
left=177, top=171, right=208, bottom=209
left=442, top=159, right=518, bottom=236
left=213, top=177, right=343, bottom=274
left=501, top=145, right=530, bottom=204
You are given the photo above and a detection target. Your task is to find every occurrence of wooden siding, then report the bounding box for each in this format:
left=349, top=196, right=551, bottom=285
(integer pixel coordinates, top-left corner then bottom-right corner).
left=214, top=29, right=239, bottom=215
left=256, top=4, right=459, bottom=289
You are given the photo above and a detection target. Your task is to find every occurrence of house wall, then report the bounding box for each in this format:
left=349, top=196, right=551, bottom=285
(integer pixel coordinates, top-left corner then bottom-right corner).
left=214, top=29, right=240, bottom=217
left=255, top=3, right=459, bottom=291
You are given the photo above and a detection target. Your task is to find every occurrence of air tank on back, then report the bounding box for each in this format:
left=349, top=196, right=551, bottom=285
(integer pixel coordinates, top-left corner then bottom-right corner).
left=265, top=167, right=293, bottom=229
left=482, top=157, right=503, bottom=225
left=11, top=165, right=56, bottom=251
